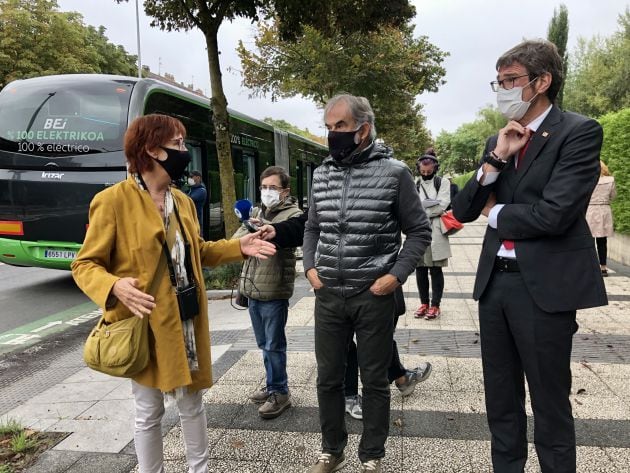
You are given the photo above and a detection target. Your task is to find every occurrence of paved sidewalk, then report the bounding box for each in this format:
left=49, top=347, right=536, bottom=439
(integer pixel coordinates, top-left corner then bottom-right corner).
left=3, top=220, right=630, bottom=472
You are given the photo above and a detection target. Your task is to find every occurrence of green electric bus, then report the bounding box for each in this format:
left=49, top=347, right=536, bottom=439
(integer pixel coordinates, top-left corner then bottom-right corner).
left=0, top=74, right=327, bottom=269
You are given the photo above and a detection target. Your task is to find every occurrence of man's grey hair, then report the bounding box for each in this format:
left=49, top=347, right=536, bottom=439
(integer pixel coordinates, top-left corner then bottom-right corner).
left=324, top=94, right=377, bottom=140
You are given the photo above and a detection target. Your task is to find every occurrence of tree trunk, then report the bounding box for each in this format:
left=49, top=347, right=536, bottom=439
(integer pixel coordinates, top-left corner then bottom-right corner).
left=204, top=28, right=240, bottom=237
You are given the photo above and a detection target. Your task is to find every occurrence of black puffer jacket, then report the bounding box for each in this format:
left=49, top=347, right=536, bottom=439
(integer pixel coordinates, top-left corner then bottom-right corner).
left=303, top=142, right=431, bottom=297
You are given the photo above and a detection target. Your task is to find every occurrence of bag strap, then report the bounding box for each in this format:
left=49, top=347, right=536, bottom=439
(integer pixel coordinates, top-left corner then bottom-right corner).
left=163, top=198, right=198, bottom=290
left=418, top=176, right=442, bottom=200
left=433, top=175, right=442, bottom=193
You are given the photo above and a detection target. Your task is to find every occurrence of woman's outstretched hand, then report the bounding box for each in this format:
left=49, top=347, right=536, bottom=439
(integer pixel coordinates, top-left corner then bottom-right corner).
left=239, top=231, right=277, bottom=259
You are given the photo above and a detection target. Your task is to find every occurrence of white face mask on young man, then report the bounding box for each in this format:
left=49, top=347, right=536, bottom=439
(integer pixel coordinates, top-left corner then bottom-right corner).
left=261, top=189, right=282, bottom=208
left=496, top=77, right=539, bottom=121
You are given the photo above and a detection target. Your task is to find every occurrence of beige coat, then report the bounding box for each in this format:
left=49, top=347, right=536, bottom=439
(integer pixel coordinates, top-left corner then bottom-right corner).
left=586, top=175, right=616, bottom=238
left=417, top=176, right=452, bottom=264
left=72, top=176, right=244, bottom=392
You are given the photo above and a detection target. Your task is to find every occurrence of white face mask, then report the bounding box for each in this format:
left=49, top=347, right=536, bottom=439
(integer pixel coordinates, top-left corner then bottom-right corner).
left=261, top=189, right=281, bottom=208
left=187, top=177, right=195, bottom=186
left=496, top=78, right=539, bottom=121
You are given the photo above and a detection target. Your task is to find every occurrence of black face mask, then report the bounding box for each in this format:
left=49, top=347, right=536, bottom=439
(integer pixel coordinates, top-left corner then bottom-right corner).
left=157, top=146, right=191, bottom=181
left=421, top=172, right=436, bottom=181
left=327, top=129, right=361, bottom=161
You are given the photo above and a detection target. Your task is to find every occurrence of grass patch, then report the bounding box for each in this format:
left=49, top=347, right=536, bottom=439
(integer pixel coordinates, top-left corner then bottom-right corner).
left=0, top=418, right=67, bottom=472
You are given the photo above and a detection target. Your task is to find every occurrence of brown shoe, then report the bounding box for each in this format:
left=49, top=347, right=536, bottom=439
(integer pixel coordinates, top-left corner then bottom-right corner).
left=249, top=387, right=268, bottom=404
left=306, top=452, right=347, bottom=472
left=258, top=392, right=291, bottom=419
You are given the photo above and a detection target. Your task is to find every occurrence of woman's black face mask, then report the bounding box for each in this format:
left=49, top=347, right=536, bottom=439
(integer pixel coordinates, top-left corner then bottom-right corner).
left=156, top=147, right=191, bottom=181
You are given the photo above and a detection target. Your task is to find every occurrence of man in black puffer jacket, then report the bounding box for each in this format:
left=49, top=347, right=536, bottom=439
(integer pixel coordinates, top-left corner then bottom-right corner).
left=302, top=94, right=431, bottom=473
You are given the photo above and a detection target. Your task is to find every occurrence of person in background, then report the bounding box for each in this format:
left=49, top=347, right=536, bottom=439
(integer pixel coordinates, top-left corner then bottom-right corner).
left=232, top=166, right=303, bottom=419
left=186, top=170, right=207, bottom=234
left=303, top=94, right=431, bottom=473
left=71, top=114, right=276, bottom=473
left=452, top=39, right=607, bottom=473
left=585, top=161, right=617, bottom=276
left=343, top=324, right=432, bottom=420
left=414, top=148, right=452, bottom=320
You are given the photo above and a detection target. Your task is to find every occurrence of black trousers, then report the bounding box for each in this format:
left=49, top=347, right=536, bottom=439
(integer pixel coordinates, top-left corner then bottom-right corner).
left=345, top=316, right=406, bottom=397
left=595, top=237, right=607, bottom=265
left=416, top=266, right=444, bottom=306
left=314, top=287, right=395, bottom=463
left=479, top=270, right=578, bottom=473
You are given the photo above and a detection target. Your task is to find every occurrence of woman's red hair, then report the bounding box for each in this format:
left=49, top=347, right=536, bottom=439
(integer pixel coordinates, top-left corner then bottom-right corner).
left=124, top=114, right=186, bottom=174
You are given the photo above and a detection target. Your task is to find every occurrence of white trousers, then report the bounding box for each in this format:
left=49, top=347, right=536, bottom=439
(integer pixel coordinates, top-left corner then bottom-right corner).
left=132, top=380, right=209, bottom=473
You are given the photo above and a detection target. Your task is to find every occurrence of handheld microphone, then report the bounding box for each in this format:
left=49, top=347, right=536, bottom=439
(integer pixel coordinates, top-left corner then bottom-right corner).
left=234, top=199, right=259, bottom=233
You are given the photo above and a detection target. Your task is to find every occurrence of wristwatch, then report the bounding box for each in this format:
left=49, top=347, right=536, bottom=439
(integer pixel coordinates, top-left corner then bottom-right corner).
left=483, top=151, right=509, bottom=171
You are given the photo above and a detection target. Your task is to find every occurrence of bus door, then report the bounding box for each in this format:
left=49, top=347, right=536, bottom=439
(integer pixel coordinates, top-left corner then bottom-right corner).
left=296, top=160, right=316, bottom=209
left=242, top=152, right=257, bottom=204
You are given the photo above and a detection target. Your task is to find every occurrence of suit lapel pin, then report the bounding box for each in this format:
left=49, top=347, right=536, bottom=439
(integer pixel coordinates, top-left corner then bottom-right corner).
left=542, top=131, right=549, bottom=138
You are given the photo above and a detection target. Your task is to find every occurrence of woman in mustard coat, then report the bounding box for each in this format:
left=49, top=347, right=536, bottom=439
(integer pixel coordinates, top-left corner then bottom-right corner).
left=72, top=114, right=276, bottom=473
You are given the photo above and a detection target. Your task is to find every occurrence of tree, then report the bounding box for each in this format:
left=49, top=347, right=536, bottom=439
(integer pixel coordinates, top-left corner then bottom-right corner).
left=238, top=21, right=446, bottom=162
left=435, top=106, right=507, bottom=175
left=0, top=0, right=137, bottom=88
left=120, top=0, right=416, bottom=236
left=263, top=117, right=325, bottom=144
left=563, top=8, right=630, bottom=117
left=547, top=4, right=569, bottom=108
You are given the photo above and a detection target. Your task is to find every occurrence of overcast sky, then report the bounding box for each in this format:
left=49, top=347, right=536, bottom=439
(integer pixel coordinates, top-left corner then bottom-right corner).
left=57, top=0, right=628, bottom=139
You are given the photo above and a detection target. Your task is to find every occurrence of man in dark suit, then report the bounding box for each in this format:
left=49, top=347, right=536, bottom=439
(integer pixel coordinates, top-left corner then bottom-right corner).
left=452, top=40, right=607, bottom=473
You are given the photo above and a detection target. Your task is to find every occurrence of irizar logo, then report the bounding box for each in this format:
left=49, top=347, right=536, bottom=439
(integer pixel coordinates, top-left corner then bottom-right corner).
left=42, top=171, right=65, bottom=180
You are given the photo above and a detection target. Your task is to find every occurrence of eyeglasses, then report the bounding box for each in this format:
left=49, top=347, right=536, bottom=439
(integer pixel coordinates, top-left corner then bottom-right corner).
left=259, top=185, right=284, bottom=192
left=490, top=74, right=533, bottom=92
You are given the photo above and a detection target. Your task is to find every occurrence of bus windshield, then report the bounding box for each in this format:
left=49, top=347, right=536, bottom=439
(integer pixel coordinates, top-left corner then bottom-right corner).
left=0, top=77, right=133, bottom=157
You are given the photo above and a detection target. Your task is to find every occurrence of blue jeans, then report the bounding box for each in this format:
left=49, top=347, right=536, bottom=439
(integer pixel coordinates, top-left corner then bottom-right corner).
left=248, top=299, right=289, bottom=394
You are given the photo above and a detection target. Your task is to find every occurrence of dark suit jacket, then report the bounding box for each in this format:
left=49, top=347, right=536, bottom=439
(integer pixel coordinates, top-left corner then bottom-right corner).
left=452, top=106, right=608, bottom=313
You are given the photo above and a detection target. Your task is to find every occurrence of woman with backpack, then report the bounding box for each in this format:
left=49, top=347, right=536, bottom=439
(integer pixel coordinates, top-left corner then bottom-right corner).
left=414, top=148, right=452, bottom=320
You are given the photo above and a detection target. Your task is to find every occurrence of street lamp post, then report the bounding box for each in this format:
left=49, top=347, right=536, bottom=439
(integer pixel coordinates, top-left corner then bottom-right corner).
left=135, top=0, right=142, bottom=78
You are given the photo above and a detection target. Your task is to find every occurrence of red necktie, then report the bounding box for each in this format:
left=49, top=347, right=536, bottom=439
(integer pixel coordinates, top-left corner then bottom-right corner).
left=503, top=132, right=532, bottom=250
left=515, top=131, right=532, bottom=169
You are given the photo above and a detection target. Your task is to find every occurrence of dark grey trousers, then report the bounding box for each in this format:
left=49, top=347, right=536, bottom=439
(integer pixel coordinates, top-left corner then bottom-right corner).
left=314, top=286, right=395, bottom=463
left=480, top=270, right=578, bottom=473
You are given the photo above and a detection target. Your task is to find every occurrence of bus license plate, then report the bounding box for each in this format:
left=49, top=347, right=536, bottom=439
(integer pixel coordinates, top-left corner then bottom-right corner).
left=44, top=249, right=77, bottom=259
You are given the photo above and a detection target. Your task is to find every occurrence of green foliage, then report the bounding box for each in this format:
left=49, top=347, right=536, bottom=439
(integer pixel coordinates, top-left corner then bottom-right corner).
left=451, top=170, right=475, bottom=191
left=263, top=117, right=324, bottom=144
left=203, top=262, right=242, bottom=289
left=547, top=4, right=569, bottom=108
left=9, top=431, right=37, bottom=454
left=435, top=106, right=507, bottom=175
left=0, top=464, right=13, bottom=473
left=0, top=0, right=137, bottom=87
left=598, top=107, right=630, bottom=234
left=272, top=0, right=415, bottom=41
left=238, top=21, right=446, bottom=161
left=0, top=419, right=21, bottom=436
left=564, top=8, right=630, bottom=117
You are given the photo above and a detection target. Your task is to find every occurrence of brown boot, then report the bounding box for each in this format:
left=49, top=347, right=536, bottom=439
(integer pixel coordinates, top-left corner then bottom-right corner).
left=249, top=387, right=268, bottom=404
left=258, top=392, right=291, bottom=419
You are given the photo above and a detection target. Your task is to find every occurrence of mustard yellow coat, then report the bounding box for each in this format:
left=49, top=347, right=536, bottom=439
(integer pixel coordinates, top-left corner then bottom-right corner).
left=72, top=176, right=243, bottom=392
